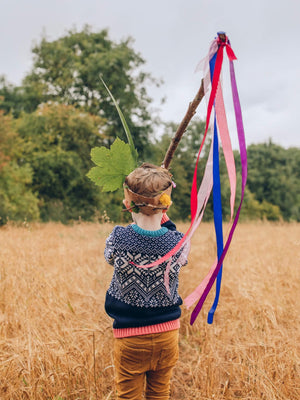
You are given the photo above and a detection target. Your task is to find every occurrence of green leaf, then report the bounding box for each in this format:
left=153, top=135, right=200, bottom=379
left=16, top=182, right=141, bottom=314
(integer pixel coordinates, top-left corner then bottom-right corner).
left=87, top=138, right=136, bottom=192
left=99, top=76, right=138, bottom=163
left=90, top=146, right=110, bottom=166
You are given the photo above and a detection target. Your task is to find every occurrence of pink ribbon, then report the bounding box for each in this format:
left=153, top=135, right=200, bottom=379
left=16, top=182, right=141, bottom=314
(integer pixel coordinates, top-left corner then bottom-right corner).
left=215, top=85, right=236, bottom=218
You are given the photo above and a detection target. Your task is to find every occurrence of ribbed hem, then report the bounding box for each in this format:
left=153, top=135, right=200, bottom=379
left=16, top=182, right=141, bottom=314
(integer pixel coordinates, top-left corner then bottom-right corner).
left=160, top=214, right=169, bottom=224
left=113, top=319, right=180, bottom=338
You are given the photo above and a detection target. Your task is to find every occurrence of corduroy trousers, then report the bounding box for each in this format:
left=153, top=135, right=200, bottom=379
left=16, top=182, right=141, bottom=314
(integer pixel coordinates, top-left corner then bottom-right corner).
left=113, top=329, right=179, bottom=400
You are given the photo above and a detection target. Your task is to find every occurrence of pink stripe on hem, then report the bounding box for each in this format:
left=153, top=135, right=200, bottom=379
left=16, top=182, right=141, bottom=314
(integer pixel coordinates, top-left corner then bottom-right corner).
left=113, top=319, right=180, bottom=338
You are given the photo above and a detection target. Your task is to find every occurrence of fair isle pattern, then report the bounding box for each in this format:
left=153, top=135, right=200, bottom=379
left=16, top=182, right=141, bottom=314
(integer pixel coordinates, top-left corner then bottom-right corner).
left=105, top=225, right=186, bottom=308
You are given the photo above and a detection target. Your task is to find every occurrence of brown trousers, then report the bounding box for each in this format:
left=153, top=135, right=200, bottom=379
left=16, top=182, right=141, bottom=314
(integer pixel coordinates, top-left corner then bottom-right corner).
left=113, top=329, right=179, bottom=400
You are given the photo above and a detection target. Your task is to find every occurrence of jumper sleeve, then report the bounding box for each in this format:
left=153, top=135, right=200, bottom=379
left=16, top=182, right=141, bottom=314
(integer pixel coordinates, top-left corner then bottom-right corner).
left=161, top=214, right=177, bottom=231
left=104, top=230, right=115, bottom=266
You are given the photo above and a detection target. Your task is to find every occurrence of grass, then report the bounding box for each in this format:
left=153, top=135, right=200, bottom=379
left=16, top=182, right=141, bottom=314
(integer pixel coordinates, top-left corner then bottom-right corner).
left=0, top=221, right=299, bottom=399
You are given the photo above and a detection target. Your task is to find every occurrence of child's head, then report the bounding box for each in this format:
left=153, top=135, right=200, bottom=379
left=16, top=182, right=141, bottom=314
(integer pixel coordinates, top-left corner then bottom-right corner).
left=124, top=163, right=173, bottom=215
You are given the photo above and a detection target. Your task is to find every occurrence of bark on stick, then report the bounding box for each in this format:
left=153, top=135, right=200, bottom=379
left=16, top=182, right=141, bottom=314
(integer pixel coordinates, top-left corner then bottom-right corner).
left=162, top=78, right=205, bottom=170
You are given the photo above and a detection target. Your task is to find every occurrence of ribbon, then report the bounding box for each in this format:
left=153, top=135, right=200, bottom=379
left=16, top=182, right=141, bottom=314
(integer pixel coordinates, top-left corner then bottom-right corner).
left=184, top=37, right=237, bottom=315
left=189, top=41, right=247, bottom=325
left=130, top=34, right=246, bottom=326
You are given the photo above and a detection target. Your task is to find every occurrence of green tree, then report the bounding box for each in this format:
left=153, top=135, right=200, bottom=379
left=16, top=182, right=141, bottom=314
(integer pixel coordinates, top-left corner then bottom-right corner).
left=18, top=26, right=157, bottom=157
left=245, top=141, right=300, bottom=221
left=0, top=27, right=165, bottom=223
left=0, top=111, right=39, bottom=224
left=232, top=175, right=282, bottom=221
left=0, top=163, right=39, bottom=224
left=15, top=103, right=107, bottom=222
left=0, top=76, right=44, bottom=118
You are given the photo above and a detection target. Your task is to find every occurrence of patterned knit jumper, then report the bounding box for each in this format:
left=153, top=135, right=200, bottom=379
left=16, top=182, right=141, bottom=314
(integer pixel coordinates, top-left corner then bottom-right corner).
left=104, top=221, right=188, bottom=338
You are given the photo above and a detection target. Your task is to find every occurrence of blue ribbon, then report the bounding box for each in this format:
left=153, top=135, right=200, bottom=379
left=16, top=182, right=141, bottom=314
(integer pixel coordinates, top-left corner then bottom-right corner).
left=207, top=52, right=224, bottom=324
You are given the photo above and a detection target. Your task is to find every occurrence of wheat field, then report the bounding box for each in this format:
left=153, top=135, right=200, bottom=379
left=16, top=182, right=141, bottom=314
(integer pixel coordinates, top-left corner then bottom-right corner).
left=0, top=221, right=299, bottom=399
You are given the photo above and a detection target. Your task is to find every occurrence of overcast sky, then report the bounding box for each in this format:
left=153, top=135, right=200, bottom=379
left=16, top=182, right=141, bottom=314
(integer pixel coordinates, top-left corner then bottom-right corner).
left=1, top=0, right=299, bottom=149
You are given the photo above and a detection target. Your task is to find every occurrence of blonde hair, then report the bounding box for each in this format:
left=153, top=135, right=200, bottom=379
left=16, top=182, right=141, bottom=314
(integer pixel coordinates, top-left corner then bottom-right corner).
left=125, top=163, right=172, bottom=198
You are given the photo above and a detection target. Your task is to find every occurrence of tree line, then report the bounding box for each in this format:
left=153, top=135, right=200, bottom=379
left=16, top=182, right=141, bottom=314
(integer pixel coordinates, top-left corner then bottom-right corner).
left=0, top=27, right=299, bottom=225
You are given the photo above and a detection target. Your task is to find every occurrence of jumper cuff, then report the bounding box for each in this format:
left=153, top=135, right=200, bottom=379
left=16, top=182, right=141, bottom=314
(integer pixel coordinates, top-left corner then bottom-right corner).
left=113, top=319, right=180, bottom=338
left=160, top=214, right=170, bottom=224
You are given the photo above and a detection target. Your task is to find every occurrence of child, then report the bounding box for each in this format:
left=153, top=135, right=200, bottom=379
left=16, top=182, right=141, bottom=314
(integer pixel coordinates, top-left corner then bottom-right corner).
left=104, top=163, right=188, bottom=400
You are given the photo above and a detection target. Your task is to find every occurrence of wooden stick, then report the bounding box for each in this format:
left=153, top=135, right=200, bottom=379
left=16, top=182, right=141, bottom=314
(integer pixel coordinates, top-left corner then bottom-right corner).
left=162, top=78, right=205, bottom=169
